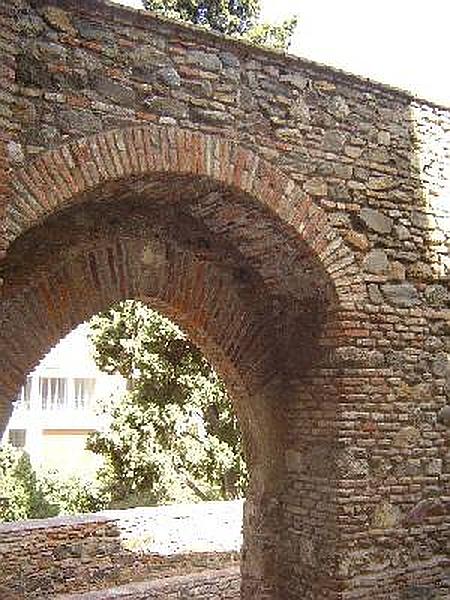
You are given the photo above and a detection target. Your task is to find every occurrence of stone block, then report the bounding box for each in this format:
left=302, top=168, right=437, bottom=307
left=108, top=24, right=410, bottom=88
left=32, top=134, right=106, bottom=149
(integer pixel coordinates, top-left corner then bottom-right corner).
left=437, top=405, right=450, bottom=426
left=363, top=248, right=389, bottom=274
left=360, top=207, right=393, bottom=234
left=41, top=6, right=77, bottom=36
left=381, top=282, right=419, bottom=307
left=186, top=51, right=222, bottom=72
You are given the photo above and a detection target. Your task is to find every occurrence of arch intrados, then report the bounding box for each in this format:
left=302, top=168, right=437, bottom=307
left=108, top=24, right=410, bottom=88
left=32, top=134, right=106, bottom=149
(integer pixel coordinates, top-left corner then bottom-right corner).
left=3, top=175, right=340, bottom=317
left=1, top=188, right=331, bottom=384
left=0, top=232, right=289, bottom=459
left=0, top=298, right=284, bottom=471
left=2, top=195, right=268, bottom=300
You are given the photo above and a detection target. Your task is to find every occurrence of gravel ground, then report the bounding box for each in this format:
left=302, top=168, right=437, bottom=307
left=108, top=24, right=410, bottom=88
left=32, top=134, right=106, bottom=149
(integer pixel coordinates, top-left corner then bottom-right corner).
left=99, top=499, right=244, bottom=555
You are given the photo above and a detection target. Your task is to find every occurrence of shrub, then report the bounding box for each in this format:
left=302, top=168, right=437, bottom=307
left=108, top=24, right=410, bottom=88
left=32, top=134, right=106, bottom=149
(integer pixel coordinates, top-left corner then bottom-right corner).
left=0, top=445, right=54, bottom=522
left=0, top=445, right=108, bottom=522
left=38, top=470, right=108, bottom=515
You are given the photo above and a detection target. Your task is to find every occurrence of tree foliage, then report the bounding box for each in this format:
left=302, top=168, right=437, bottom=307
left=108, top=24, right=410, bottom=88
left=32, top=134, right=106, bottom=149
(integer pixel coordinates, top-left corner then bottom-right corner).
left=0, top=445, right=106, bottom=522
left=0, top=445, right=52, bottom=521
left=142, top=0, right=298, bottom=50
left=38, top=471, right=107, bottom=516
left=87, top=301, right=247, bottom=506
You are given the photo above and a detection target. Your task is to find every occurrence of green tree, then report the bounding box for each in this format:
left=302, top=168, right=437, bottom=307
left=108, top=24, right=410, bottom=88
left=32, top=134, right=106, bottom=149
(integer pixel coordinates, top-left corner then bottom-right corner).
left=0, top=445, right=106, bottom=522
left=87, top=301, right=247, bottom=506
left=142, top=0, right=298, bottom=50
left=0, top=445, right=54, bottom=521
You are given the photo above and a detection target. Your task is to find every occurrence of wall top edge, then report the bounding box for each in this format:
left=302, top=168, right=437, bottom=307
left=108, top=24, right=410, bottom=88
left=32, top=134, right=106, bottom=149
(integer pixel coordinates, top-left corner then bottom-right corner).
left=28, top=0, right=450, bottom=112
left=0, top=512, right=117, bottom=534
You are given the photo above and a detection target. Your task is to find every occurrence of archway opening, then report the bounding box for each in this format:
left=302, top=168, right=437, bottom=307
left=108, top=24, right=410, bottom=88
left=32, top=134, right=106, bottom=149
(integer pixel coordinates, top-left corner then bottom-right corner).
left=1, top=301, right=249, bottom=597
left=0, top=149, right=348, bottom=598
left=2, top=301, right=250, bottom=506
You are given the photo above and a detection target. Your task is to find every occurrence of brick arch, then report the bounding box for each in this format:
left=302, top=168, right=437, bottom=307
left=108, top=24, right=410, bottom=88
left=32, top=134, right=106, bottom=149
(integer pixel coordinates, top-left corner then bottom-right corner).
left=1, top=125, right=366, bottom=599
left=0, top=227, right=293, bottom=598
left=5, top=124, right=363, bottom=307
left=0, top=233, right=284, bottom=464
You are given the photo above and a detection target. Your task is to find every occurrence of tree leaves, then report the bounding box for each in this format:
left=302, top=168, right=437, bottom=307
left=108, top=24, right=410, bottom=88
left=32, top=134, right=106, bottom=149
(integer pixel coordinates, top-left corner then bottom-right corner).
left=87, top=301, right=247, bottom=505
left=142, top=0, right=298, bottom=50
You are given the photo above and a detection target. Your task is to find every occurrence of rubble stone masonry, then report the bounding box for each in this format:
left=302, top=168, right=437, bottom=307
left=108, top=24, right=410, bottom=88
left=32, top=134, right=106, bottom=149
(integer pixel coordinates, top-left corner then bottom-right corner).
left=58, top=568, right=241, bottom=600
left=0, top=512, right=239, bottom=599
left=0, top=515, right=128, bottom=599
left=0, top=0, right=448, bottom=598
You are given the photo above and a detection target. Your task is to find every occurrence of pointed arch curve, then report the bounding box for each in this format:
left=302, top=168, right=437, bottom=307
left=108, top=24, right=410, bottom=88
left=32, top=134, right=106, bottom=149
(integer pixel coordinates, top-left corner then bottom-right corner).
left=4, top=124, right=363, bottom=307
left=0, top=124, right=368, bottom=599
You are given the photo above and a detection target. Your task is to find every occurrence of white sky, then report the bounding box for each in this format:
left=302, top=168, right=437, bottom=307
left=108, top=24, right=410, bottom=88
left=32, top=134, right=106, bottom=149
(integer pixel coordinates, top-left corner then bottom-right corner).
left=37, top=324, right=100, bottom=375
left=113, top=0, right=450, bottom=107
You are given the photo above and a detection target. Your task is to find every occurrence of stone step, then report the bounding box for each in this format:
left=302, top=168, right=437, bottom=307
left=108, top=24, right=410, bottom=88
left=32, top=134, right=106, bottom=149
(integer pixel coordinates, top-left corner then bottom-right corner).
left=56, top=566, right=240, bottom=599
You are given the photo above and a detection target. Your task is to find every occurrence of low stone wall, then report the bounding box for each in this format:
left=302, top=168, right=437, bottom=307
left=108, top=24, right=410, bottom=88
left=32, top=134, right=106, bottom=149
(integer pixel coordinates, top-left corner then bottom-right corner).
left=0, top=501, right=243, bottom=598
left=0, top=515, right=123, bottom=599
left=58, top=567, right=240, bottom=599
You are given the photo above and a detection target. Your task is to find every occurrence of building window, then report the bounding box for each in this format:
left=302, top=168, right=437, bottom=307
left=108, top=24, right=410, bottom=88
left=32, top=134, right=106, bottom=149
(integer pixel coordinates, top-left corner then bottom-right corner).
left=8, top=429, right=26, bottom=448
left=73, top=378, right=96, bottom=409
left=40, top=377, right=68, bottom=410
left=16, top=377, right=32, bottom=410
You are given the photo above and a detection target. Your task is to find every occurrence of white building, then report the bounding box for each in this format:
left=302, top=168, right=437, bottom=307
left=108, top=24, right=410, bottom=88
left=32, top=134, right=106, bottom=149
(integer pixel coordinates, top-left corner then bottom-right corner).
left=1, top=324, right=125, bottom=476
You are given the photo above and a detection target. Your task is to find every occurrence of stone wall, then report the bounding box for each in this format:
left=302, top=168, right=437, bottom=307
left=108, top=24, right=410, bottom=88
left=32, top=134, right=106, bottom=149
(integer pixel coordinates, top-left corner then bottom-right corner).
left=0, top=515, right=123, bottom=599
left=0, top=507, right=240, bottom=599
left=0, top=0, right=448, bottom=597
left=58, top=568, right=240, bottom=600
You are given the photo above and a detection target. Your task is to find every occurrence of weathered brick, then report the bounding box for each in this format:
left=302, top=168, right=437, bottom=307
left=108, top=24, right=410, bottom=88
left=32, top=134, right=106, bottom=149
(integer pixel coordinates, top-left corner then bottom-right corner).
left=0, top=0, right=448, bottom=598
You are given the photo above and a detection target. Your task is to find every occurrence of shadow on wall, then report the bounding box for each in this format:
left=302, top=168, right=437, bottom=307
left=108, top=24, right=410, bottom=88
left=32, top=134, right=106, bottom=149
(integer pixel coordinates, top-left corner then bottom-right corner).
left=280, top=99, right=450, bottom=598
